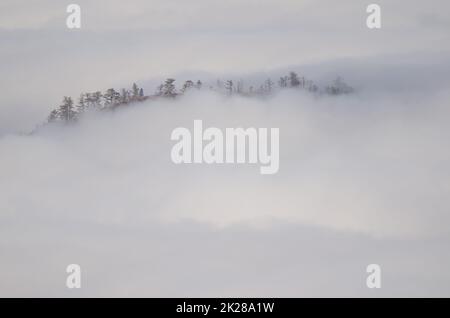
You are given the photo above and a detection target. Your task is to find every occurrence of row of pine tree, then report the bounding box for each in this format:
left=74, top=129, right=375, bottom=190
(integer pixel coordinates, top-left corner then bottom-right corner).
left=47, top=72, right=353, bottom=123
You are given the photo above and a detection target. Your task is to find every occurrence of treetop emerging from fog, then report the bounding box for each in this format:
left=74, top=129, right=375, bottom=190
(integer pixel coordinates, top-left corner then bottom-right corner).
left=43, top=72, right=353, bottom=130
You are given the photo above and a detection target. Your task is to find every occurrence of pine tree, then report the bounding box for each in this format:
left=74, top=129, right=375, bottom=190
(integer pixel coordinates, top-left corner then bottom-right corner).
left=278, top=76, right=288, bottom=88
left=265, top=78, right=274, bottom=93
left=76, top=93, right=87, bottom=114
left=196, top=80, right=202, bottom=89
left=300, top=76, right=306, bottom=88
left=139, top=88, right=144, bottom=97
left=162, top=78, right=176, bottom=97
left=326, top=77, right=353, bottom=95
left=236, top=80, right=244, bottom=94
left=132, top=83, right=140, bottom=100
left=155, top=84, right=164, bottom=96
left=182, top=80, right=194, bottom=92
left=48, top=109, right=59, bottom=123
left=89, top=91, right=102, bottom=110
left=120, top=88, right=130, bottom=104
left=58, top=96, right=76, bottom=122
left=104, top=88, right=120, bottom=107
left=225, top=80, right=233, bottom=95
left=289, top=72, right=300, bottom=87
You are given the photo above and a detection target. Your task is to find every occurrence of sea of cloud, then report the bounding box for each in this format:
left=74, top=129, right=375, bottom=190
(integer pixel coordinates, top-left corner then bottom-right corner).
left=1, top=79, right=450, bottom=296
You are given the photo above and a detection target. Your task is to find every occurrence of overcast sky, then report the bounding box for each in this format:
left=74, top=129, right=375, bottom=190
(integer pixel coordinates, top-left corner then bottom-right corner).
left=1, top=0, right=450, bottom=133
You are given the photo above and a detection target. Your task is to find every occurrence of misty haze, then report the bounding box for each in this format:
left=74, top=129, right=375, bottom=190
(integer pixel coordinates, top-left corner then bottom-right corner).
left=1, top=0, right=450, bottom=297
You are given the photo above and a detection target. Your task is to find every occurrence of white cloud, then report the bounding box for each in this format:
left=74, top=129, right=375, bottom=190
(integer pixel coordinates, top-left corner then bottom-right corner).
left=1, top=84, right=450, bottom=296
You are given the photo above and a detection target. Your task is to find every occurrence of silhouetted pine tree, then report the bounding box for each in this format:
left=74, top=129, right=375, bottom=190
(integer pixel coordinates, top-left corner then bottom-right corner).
left=278, top=76, right=288, bottom=88
left=104, top=88, right=120, bottom=107
left=225, top=80, right=233, bottom=95
left=131, top=83, right=140, bottom=100
left=162, top=79, right=176, bottom=97
left=76, top=93, right=87, bottom=114
left=326, top=77, right=353, bottom=95
left=265, top=79, right=274, bottom=93
left=120, top=88, right=130, bottom=104
left=182, top=80, right=194, bottom=92
left=289, top=72, right=300, bottom=87
left=58, top=96, right=76, bottom=122
left=48, top=109, right=59, bottom=123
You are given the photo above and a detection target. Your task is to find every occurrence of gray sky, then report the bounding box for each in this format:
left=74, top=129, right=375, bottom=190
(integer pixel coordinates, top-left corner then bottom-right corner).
left=1, top=0, right=450, bottom=133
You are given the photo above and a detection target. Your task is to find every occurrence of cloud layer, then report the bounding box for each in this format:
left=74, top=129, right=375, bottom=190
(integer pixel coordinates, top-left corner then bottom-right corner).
left=1, top=81, right=450, bottom=296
